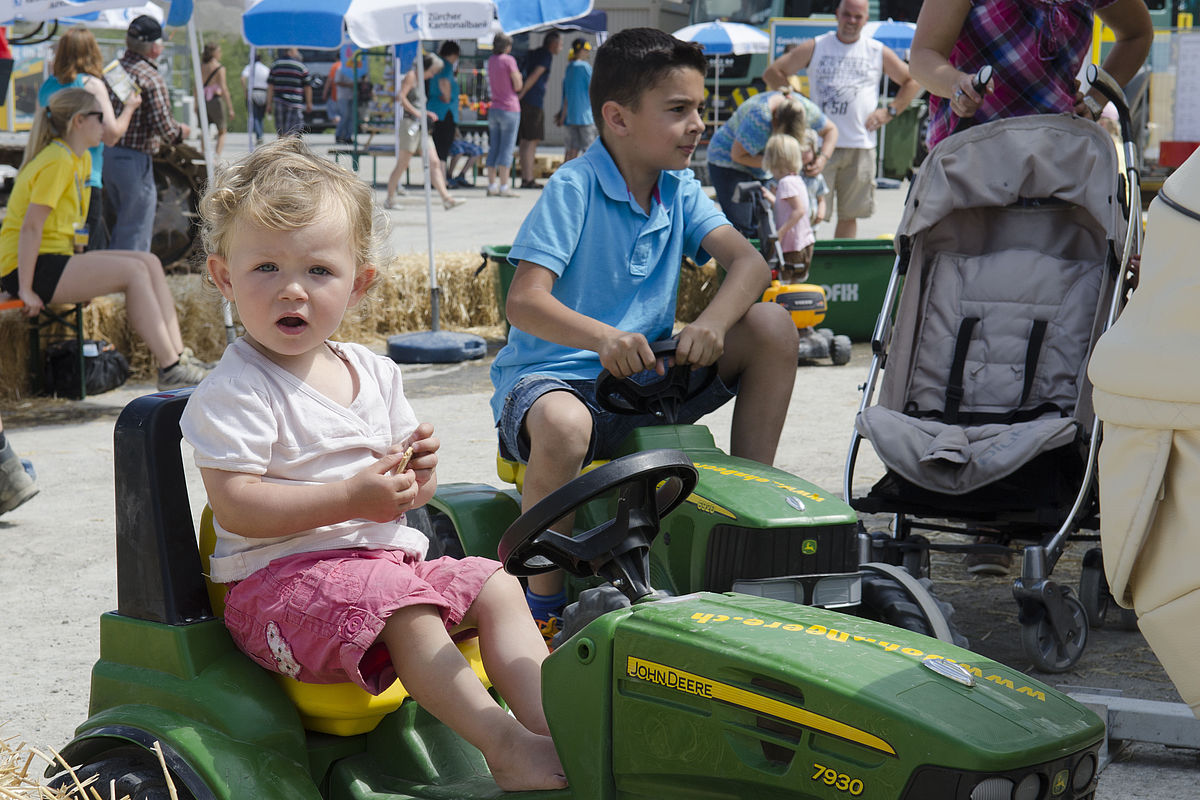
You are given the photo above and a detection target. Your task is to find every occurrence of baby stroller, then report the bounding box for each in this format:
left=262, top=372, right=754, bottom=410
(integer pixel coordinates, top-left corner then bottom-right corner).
left=844, top=71, right=1141, bottom=673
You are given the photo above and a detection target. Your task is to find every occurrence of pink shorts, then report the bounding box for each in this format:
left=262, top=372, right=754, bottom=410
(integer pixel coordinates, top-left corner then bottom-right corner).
left=222, top=548, right=502, bottom=694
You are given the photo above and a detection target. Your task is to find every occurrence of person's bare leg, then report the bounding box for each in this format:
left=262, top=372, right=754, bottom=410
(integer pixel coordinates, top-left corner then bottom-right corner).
left=520, top=391, right=592, bottom=597
left=380, top=606, right=566, bottom=791
left=498, top=163, right=513, bottom=191
left=834, top=218, right=857, bottom=239
left=716, top=302, right=798, bottom=465
left=128, top=250, right=185, bottom=354
left=519, top=139, right=539, bottom=184
left=53, top=252, right=180, bottom=368
left=427, top=151, right=455, bottom=204
left=386, top=151, right=414, bottom=205
left=461, top=571, right=553, bottom=734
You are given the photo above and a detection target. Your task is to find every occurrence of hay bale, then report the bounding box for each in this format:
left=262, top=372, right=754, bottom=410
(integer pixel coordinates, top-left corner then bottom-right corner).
left=677, top=257, right=721, bottom=323
left=0, top=251, right=720, bottom=403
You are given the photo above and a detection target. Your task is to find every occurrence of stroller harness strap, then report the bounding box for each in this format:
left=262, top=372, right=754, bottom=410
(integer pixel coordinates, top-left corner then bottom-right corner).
left=942, top=318, right=1051, bottom=424
left=944, top=317, right=980, bottom=423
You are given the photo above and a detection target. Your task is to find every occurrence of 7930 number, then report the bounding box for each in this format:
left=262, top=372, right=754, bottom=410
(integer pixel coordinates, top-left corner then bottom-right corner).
left=811, top=763, right=865, bottom=796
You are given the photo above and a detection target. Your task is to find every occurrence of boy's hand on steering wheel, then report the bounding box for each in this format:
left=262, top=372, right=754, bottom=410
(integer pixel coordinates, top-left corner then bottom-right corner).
left=598, top=331, right=657, bottom=378
left=349, top=453, right=420, bottom=522
left=676, top=323, right=724, bottom=369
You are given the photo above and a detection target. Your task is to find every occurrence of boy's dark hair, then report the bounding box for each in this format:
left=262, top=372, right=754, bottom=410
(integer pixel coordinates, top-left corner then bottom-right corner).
left=590, top=28, right=706, bottom=135
left=438, top=40, right=460, bottom=58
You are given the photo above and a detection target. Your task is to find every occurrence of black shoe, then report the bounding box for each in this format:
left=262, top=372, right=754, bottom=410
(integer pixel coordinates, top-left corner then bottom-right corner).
left=521, top=180, right=544, bottom=189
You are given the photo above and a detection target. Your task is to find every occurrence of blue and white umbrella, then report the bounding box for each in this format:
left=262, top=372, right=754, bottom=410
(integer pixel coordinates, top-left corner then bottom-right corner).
left=243, top=0, right=593, bottom=49
left=673, top=20, right=769, bottom=124
left=863, top=19, right=917, bottom=56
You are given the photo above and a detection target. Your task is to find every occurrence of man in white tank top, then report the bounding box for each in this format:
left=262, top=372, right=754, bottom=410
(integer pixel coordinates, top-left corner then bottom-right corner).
left=764, top=0, right=921, bottom=238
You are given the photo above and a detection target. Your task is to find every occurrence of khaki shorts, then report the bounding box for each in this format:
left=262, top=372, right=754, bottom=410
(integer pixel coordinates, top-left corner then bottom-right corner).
left=825, top=147, right=876, bottom=221
left=396, top=118, right=426, bottom=156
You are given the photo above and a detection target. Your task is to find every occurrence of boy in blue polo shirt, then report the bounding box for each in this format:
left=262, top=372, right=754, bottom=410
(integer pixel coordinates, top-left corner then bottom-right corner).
left=490, top=28, right=798, bottom=638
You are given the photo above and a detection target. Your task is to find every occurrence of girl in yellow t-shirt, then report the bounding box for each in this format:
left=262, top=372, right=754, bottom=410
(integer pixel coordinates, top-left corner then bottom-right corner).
left=0, top=88, right=210, bottom=390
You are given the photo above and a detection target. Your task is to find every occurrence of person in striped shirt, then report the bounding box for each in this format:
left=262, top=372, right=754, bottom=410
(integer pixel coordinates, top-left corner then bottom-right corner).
left=266, top=48, right=313, bottom=138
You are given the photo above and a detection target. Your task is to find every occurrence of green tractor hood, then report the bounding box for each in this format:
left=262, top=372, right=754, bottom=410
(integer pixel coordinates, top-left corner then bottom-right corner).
left=543, top=591, right=1104, bottom=800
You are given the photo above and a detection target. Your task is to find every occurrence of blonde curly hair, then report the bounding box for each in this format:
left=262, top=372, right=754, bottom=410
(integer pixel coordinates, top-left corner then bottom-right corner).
left=200, top=137, right=389, bottom=294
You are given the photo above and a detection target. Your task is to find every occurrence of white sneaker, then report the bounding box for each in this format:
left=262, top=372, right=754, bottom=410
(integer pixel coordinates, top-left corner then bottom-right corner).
left=157, top=360, right=211, bottom=391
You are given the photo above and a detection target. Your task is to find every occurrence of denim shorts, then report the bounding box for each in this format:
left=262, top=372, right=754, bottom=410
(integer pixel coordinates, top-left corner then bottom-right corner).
left=497, top=370, right=736, bottom=463
left=222, top=548, right=501, bottom=694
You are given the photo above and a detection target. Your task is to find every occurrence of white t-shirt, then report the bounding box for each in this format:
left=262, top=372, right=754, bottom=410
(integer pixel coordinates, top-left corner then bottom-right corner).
left=241, top=61, right=271, bottom=104
left=808, top=32, right=884, bottom=150
left=180, top=338, right=427, bottom=583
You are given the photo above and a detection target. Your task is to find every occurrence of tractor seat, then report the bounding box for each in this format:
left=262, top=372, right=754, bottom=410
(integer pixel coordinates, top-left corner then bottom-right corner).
left=496, top=444, right=608, bottom=494
left=198, top=507, right=490, bottom=736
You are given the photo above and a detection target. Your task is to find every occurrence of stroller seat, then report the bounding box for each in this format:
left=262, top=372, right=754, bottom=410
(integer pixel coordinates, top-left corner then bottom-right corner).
left=858, top=245, right=1101, bottom=499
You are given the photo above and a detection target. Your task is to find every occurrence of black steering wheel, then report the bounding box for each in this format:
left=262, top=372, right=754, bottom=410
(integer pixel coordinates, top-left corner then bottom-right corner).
left=594, top=339, right=719, bottom=425
left=497, top=450, right=698, bottom=603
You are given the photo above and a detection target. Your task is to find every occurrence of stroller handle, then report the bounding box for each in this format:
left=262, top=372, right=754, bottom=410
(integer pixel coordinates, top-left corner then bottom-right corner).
left=971, top=65, right=992, bottom=95
left=1086, top=63, right=1133, bottom=143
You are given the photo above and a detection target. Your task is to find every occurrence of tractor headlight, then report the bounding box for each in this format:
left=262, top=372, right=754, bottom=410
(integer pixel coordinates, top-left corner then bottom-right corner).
left=969, top=773, right=1044, bottom=800
left=1073, top=753, right=1097, bottom=789
left=1013, top=772, right=1043, bottom=800
left=969, top=777, right=1013, bottom=800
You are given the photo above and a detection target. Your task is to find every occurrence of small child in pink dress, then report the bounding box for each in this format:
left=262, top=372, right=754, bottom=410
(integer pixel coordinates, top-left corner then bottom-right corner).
left=762, top=132, right=816, bottom=284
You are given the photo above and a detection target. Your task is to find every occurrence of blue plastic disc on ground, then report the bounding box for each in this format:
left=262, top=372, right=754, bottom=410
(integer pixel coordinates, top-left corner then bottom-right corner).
left=387, top=331, right=487, bottom=364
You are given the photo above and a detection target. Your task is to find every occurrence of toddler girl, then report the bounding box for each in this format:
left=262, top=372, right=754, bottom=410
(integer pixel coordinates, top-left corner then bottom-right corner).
left=762, top=132, right=815, bottom=283
left=179, top=137, right=565, bottom=792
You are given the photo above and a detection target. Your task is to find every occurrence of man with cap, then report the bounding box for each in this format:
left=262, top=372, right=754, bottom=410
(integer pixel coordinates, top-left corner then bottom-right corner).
left=103, top=14, right=189, bottom=252
left=554, top=37, right=595, bottom=162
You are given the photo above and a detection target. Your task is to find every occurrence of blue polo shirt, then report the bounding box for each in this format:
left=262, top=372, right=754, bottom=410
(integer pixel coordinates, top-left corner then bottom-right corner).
left=562, top=60, right=593, bottom=126
left=490, top=139, right=730, bottom=421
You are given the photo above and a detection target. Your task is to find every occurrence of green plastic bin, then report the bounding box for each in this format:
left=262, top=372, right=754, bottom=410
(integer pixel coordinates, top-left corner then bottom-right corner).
left=879, top=100, right=926, bottom=181
left=809, top=239, right=897, bottom=342
left=480, top=245, right=516, bottom=333
left=483, top=239, right=896, bottom=343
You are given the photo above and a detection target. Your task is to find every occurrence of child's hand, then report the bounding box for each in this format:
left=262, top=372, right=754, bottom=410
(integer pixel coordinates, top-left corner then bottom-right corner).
left=676, top=323, right=724, bottom=368
left=598, top=331, right=657, bottom=378
left=349, top=454, right=420, bottom=522
left=397, top=422, right=439, bottom=487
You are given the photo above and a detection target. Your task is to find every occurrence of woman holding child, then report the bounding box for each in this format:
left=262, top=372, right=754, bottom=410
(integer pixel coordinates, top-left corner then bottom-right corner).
left=706, top=89, right=838, bottom=236
left=0, top=88, right=209, bottom=391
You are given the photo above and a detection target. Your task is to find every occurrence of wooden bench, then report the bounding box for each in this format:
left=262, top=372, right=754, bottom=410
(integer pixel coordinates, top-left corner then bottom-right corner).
left=0, top=296, right=87, bottom=399
left=329, top=143, right=396, bottom=186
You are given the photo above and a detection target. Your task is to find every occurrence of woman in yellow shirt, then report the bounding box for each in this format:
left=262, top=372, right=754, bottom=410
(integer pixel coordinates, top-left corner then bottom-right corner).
left=0, top=88, right=208, bottom=390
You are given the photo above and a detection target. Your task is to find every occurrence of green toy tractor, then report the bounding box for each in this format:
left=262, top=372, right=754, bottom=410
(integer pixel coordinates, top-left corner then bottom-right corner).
left=421, top=340, right=962, bottom=647
left=48, top=389, right=1104, bottom=800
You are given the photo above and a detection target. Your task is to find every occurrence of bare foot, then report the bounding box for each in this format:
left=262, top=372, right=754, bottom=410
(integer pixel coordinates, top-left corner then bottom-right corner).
left=485, top=726, right=568, bottom=792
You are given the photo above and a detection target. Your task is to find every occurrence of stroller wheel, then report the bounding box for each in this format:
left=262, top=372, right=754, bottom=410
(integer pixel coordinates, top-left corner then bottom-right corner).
left=1079, top=548, right=1140, bottom=631
left=816, top=327, right=835, bottom=343
left=1020, top=593, right=1089, bottom=673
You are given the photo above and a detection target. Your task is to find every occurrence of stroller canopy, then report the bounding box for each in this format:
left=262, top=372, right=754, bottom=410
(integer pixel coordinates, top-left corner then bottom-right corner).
left=896, top=114, right=1127, bottom=252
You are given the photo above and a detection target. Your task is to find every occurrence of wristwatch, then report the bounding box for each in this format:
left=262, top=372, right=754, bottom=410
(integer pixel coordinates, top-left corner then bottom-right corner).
left=1082, top=95, right=1103, bottom=121
left=886, top=105, right=898, bottom=118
